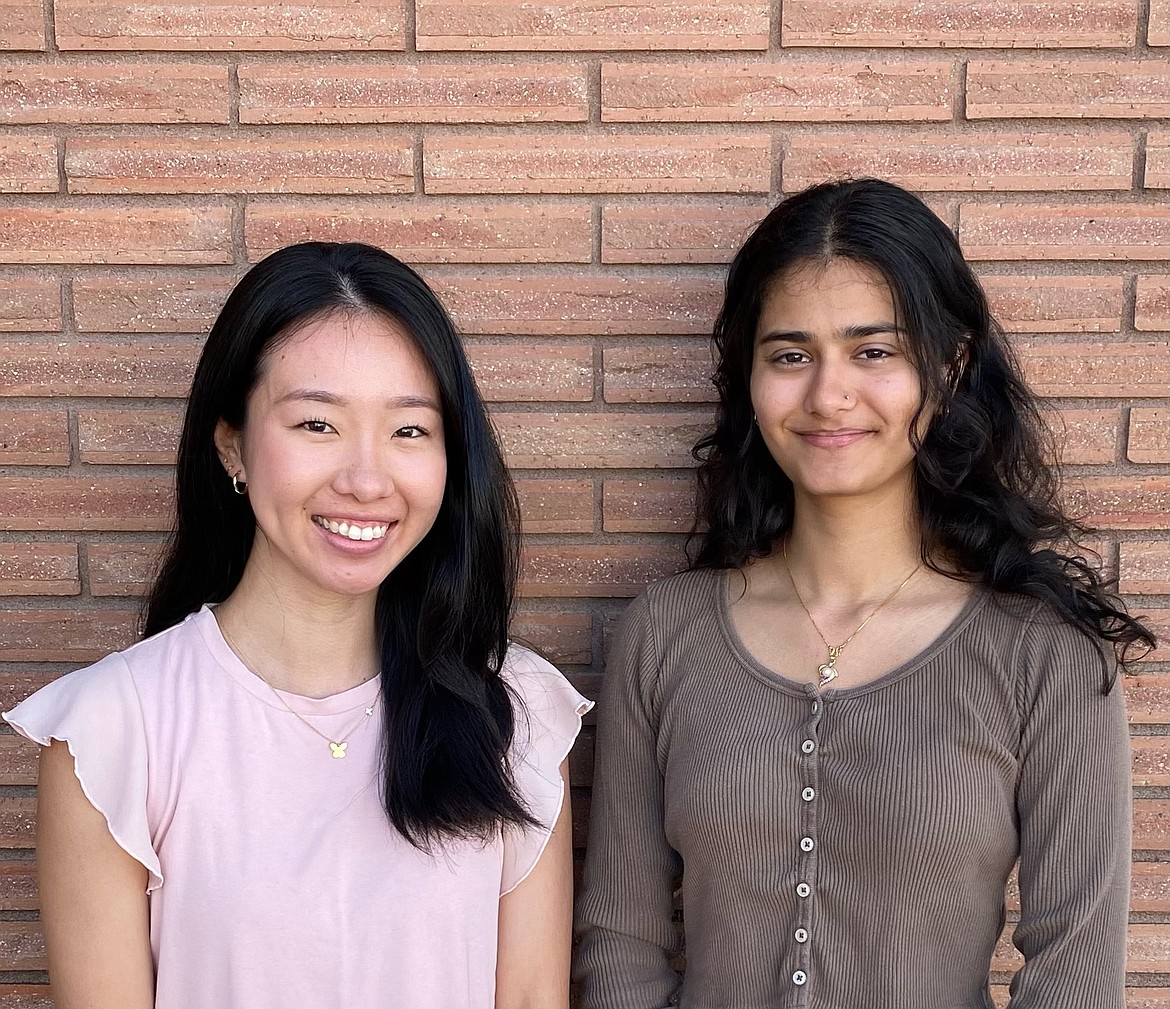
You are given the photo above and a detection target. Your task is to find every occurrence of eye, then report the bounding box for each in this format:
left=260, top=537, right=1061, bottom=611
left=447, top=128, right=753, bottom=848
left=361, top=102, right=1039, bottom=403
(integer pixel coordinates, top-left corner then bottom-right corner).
left=857, top=347, right=895, bottom=361
left=299, top=418, right=335, bottom=434
left=769, top=349, right=811, bottom=366
left=394, top=425, right=428, bottom=439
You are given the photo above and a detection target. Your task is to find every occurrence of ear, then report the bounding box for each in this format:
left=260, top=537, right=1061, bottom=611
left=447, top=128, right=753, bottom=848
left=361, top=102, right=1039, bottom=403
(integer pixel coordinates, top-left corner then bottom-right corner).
left=213, top=419, right=245, bottom=482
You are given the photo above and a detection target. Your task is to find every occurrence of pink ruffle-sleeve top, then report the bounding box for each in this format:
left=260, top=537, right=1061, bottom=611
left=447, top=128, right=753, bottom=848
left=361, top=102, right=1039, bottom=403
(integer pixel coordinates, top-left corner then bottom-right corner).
left=3, top=606, right=592, bottom=1009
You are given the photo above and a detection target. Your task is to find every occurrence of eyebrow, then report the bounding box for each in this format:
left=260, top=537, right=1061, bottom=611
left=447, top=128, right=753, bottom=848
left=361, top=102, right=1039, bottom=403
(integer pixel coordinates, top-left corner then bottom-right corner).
left=758, top=323, right=904, bottom=346
left=274, top=389, right=441, bottom=412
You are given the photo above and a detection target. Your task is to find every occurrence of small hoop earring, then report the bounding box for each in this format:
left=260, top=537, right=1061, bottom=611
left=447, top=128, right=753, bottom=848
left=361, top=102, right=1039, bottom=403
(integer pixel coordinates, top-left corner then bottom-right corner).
left=231, top=475, right=248, bottom=496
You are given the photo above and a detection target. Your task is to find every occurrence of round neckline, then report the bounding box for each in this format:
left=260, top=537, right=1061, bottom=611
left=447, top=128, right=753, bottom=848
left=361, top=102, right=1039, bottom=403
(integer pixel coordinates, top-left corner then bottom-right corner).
left=194, top=605, right=382, bottom=716
left=714, top=568, right=990, bottom=700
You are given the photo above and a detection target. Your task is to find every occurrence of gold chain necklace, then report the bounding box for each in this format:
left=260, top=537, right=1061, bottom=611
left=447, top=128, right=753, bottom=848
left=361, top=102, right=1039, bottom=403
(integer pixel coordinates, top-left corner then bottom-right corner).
left=781, top=542, right=921, bottom=688
left=218, top=619, right=379, bottom=759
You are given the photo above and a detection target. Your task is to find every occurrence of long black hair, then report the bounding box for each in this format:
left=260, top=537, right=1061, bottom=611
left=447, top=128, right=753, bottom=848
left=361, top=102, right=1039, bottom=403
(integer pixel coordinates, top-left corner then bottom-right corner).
left=692, top=179, right=1154, bottom=681
left=145, top=241, right=536, bottom=847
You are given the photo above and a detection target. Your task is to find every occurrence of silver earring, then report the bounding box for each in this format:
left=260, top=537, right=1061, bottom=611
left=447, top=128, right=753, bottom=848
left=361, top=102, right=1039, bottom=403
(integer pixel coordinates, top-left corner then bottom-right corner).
left=231, top=475, right=247, bottom=495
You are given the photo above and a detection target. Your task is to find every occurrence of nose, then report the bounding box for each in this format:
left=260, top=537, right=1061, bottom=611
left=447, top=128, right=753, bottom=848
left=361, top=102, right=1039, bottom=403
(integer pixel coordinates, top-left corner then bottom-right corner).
left=803, top=353, right=855, bottom=417
left=332, top=436, right=394, bottom=502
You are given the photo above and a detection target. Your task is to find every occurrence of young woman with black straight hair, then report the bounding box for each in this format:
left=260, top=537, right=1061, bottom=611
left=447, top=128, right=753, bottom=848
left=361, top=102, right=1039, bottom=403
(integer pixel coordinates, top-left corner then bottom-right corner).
left=6, top=242, right=590, bottom=1009
left=575, top=179, right=1153, bottom=1008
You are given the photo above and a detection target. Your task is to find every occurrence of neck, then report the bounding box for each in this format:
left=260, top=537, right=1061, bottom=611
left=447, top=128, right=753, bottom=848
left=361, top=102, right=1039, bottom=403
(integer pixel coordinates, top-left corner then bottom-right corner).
left=214, top=560, right=380, bottom=698
left=782, top=482, right=923, bottom=603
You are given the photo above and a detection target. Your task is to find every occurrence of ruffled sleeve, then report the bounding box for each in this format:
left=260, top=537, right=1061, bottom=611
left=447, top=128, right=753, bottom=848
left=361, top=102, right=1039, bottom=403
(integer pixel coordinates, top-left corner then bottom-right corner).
left=2, top=653, right=163, bottom=893
left=500, top=644, right=593, bottom=896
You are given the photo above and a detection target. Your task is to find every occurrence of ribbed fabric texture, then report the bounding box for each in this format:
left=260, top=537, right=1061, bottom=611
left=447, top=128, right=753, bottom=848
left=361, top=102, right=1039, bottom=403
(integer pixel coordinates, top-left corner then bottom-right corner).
left=574, top=568, right=1130, bottom=1009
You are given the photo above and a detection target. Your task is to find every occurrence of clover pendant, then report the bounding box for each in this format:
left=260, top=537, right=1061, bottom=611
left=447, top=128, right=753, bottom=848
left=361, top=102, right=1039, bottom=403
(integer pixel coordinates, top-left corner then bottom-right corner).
left=329, top=741, right=348, bottom=759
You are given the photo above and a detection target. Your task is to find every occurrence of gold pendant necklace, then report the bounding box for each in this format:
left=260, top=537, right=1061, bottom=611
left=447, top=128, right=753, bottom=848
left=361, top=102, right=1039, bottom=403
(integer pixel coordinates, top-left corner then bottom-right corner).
left=782, top=542, right=920, bottom=688
left=217, top=617, right=379, bottom=758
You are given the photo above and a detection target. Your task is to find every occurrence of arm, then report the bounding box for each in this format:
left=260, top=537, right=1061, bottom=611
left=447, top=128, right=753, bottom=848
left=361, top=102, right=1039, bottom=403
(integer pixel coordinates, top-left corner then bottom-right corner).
left=37, top=740, right=154, bottom=1009
left=495, top=758, right=573, bottom=1009
left=1008, top=619, right=1130, bottom=1007
left=573, top=593, right=682, bottom=1009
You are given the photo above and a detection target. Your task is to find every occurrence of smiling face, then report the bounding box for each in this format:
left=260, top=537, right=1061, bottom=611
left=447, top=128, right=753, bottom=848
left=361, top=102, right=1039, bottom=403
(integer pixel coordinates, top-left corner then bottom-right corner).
left=214, top=310, right=447, bottom=605
left=750, top=257, right=927, bottom=507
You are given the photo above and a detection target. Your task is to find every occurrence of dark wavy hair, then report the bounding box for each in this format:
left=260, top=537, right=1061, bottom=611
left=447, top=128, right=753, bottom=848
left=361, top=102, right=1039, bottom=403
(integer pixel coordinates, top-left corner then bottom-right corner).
left=691, top=179, right=1154, bottom=684
left=144, top=241, right=536, bottom=847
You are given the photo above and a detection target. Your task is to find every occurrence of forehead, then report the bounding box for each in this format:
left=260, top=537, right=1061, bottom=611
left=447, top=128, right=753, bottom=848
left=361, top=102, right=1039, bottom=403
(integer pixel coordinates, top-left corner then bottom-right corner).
left=258, top=310, right=439, bottom=398
left=756, top=259, right=897, bottom=338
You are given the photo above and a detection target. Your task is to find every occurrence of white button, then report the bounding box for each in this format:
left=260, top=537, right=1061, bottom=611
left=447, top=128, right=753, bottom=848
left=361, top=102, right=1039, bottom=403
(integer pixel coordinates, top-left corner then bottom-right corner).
left=801, top=786, right=815, bottom=801
left=795, top=928, right=809, bottom=943
left=801, top=739, right=815, bottom=754
left=795, top=882, right=811, bottom=897
left=792, top=970, right=807, bottom=985
left=800, top=836, right=814, bottom=851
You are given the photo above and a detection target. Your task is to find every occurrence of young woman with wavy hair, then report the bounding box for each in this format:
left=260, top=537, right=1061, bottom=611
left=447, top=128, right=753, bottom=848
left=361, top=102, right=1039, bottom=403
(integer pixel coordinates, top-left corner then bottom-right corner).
left=575, top=179, right=1152, bottom=1008
left=6, top=242, right=590, bottom=1009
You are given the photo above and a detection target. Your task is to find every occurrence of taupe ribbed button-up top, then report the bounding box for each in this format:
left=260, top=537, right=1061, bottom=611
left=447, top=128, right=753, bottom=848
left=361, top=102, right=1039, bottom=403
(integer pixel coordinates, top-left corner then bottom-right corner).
left=574, top=569, right=1130, bottom=1009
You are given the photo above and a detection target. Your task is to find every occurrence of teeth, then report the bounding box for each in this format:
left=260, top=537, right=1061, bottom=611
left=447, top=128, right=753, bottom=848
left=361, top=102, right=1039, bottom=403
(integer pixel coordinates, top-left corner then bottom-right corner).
left=315, top=516, right=387, bottom=540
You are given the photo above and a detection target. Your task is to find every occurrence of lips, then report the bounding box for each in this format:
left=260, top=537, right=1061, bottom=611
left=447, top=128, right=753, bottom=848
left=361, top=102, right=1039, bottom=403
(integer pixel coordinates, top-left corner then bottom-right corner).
left=795, top=429, right=871, bottom=448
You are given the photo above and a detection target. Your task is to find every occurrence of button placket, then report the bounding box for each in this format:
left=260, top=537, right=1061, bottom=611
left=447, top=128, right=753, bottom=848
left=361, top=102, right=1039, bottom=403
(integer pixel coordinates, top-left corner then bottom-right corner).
left=790, top=691, right=823, bottom=1002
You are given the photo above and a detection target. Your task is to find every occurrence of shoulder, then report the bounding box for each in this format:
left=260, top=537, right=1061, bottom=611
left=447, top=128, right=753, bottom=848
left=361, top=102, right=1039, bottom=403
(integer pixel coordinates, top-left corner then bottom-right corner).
left=617, top=567, right=725, bottom=642
left=501, top=643, right=593, bottom=755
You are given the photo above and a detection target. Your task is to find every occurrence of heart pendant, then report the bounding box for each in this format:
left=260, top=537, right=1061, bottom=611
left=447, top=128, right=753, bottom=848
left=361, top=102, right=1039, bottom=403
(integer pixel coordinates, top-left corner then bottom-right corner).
left=817, top=663, right=838, bottom=687
left=329, top=741, right=348, bottom=759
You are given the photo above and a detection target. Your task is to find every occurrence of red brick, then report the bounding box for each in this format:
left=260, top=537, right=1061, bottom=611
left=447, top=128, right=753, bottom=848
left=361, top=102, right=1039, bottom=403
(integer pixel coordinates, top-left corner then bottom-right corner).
left=0, top=339, right=198, bottom=396
left=1047, top=407, right=1119, bottom=465
left=0, top=205, right=231, bottom=265
left=602, top=59, right=952, bottom=123
left=603, top=476, right=696, bottom=532
left=0, top=134, right=55, bottom=193
left=1014, top=340, right=1170, bottom=397
left=77, top=406, right=183, bottom=464
left=1134, top=610, right=1170, bottom=663
left=0, top=0, right=44, bottom=50
left=0, top=921, right=42, bottom=969
left=1120, top=540, right=1170, bottom=595
left=239, top=63, right=588, bottom=124
left=0, top=409, right=70, bottom=465
left=0, top=736, right=39, bottom=786
left=601, top=202, right=769, bottom=264
left=1152, top=0, right=1170, bottom=45
left=980, top=275, right=1124, bottom=333
left=0, top=277, right=61, bottom=332
left=993, top=922, right=1167, bottom=972
left=0, top=859, right=39, bottom=907
left=1128, top=408, right=1169, bottom=464
left=1133, top=736, right=1170, bottom=787
left=0, top=476, right=175, bottom=532
left=55, top=0, right=406, bottom=51
left=424, top=134, right=771, bottom=194
left=67, top=136, right=414, bottom=195
left=88, top=540, right=163, bottom=596
left=1146, top=132, right=1170, bottom=189
left=1132, top=800, right=1170, bottom=847
left=73, top=275, right=231, bottom=333
left=1130, top=863, right=1170, bottom=913
left=0, top=608, right=138, bottom=662
left=1125, top=674, right=1170, bottom=724
left=494, top=411, right=709, bottom=468
left=785, top=132, right=1133, bottom=192
left=514, top=479, right=594, bottom=534
left=470, top=343, right=593, bottom=402
left=0, top=985, right=51, bottom=1008
left=1134, top=276, right=1169, bottom=331
left=509, top=612, right=591, bottom=666
left=603, top=342, right=715, bottom=404
left=781, top=0, right=1137, bottom=48
left=1126, top=989, right=1170, bottom=1009
left=966, top=60, right=1169, bottom=119
left=425, top=273, right=722, bottom=335
left=520, top=544, right=683, bottom=597
left=1063, top=476, right=1170, bottom=530
left=245, top=202, right=588, bottom=264
left=959, top=204, right=1169, bottom=261
left=0, top=543, right=79, bottom=596
left=416, top=0, right=769, bottom=51
left=0, top=63, right=230, bottom=124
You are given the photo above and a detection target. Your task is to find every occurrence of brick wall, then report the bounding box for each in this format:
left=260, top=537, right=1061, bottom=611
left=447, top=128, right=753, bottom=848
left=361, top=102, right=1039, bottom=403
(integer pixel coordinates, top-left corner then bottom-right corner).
left=0, top=1, right=1167, bottom=1003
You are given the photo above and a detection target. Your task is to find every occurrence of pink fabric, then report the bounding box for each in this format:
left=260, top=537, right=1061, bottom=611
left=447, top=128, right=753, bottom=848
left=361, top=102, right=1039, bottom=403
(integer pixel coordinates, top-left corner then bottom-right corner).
left=3, top=606, right=591, bottom=1009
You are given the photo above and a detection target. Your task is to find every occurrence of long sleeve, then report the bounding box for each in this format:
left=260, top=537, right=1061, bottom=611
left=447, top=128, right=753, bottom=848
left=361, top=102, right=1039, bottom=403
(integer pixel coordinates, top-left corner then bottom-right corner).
left=1008, top=609, right=1131, bottom=1008
left=573, top=591, right=683, bottom=1009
